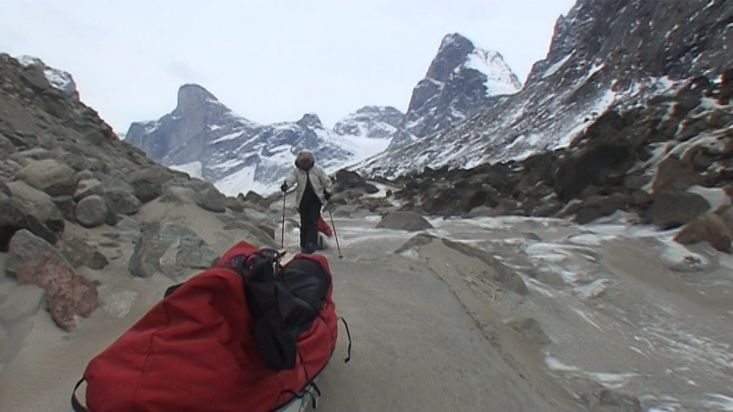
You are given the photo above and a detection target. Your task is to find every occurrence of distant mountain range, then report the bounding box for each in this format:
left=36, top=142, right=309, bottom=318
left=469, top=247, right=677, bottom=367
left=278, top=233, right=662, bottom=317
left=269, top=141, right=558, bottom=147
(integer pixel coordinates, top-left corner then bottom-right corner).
left=124, top=33, right=522, bottom=195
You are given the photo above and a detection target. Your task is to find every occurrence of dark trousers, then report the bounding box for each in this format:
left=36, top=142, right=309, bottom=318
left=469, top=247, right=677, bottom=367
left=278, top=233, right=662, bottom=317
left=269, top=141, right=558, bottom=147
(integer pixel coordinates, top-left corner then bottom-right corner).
left=298, top=196, right=322, bottom=250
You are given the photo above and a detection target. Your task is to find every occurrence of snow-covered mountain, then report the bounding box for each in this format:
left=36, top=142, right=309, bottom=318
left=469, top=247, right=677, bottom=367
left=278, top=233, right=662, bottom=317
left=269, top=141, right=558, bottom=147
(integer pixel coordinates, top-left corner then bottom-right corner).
left=125, top=85, right=394, bottom=195
left=393, top=33, right=522, bottom=147
left=125, top=33, right=521, bottom=194
left=333, top=106, right=403, bottom=139
left=16, top=55, right=78, bottom=98
left=360, top=0, right=732, bottom=178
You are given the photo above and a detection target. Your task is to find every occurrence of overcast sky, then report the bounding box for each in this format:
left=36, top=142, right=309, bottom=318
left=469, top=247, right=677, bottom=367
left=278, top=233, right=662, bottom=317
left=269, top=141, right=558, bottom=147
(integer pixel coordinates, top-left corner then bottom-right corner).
left=0, top=0, right=574, bottom=133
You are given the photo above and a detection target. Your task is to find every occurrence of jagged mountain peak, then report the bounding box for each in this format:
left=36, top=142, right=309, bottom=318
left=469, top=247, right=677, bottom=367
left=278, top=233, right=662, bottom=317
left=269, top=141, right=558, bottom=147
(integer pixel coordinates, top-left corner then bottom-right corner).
left=175, top=83, right=220, bottom=114
left=400, top=32, right=521, bottom=139
left=296, top=113, right=324, bottom=129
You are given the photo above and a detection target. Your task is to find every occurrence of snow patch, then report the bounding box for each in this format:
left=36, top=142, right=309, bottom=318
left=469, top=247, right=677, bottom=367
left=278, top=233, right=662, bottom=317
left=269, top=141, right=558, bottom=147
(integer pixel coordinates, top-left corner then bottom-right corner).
left=170, top=161, right=203, bottom=179
left=542, top=51, right=574, bottom=79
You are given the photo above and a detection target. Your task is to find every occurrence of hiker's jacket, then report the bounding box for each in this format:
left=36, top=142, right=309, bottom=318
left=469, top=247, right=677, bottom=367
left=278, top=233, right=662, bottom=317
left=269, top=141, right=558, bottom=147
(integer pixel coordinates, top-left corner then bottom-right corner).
left=284, top=165, right=333, bottom=206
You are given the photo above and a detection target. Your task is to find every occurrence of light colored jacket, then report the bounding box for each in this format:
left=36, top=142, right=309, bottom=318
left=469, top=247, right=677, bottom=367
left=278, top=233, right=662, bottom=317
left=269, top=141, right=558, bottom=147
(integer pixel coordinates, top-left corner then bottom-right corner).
left=284, top=165, right=333, bottom=206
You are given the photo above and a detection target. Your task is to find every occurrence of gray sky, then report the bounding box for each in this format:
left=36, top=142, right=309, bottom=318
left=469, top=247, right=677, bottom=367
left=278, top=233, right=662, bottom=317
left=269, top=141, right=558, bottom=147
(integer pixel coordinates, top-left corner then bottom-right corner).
left=0, top=0, right=574, bottom=133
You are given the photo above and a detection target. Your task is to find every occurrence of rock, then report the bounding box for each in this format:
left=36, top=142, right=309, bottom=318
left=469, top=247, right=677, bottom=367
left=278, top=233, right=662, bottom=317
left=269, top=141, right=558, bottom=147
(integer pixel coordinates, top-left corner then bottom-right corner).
left=335, top=169, right=365, bottom=189
left=649, top=191, right=710, bottom=229
left=506, top=318, right=551, bottom=345
left=6, top=180, right=65, bottom=232
left=58, top=236, right=109, bottom=269
left=160, top=185, right=197, bottom=204
left=73, top=178, right=104, bottom=202
left=242, top=190, right=270, bottom=209
left=575, top=207, right=604, bottom=224
left=15, top=159, right=77, bottom=196
left=674, top=212, right=732, bottom=252
left=196, top=186, right=226, bottom=213
left=441, top=238, right=528, bottom=295
left=15, top=253, right=98, bottom=331
left=5, top=229, right=67, bottom=277
left=129, top=167, right=173, bottom=203
left=51, top=195, right=75, bottom=221
left=376, top=211, right=433, bottom=232
left=128, top=223, right=216, bottom=279
left=0, top=198, right=27, bottom=251
left=104, top=188, right=142, bottom=215
left=652, top=156, right=700, bottom=194
left=224, top=197, right=244, bottom=212
left=394, top=233, right=437, bottom=254
left=75, top=195, right=108, bottom=228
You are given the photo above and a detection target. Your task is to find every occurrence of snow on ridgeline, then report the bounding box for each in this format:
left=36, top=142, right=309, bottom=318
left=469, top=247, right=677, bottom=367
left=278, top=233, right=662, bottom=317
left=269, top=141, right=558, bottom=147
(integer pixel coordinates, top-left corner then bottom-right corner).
left=16, top=55, right=77, bottom=97
left=465, top=49, right=523, bottom=96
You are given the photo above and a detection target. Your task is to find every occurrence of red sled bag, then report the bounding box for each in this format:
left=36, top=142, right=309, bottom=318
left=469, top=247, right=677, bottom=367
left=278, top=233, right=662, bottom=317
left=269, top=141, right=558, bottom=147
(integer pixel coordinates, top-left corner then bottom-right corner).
left=71, top=241, right=343, bottom=412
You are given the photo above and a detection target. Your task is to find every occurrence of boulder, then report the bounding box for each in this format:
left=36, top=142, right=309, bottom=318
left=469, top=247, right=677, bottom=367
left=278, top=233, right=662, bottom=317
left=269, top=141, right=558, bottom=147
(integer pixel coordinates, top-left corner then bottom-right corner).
left=6, top=180, right=65, bottom=232
left=129, top=167, right=173, bottom=203
left=242, top=190, right=270, bottom=210
left=652, top=156, right=700, bottom=194
left=0, top=198, right=27, bottom=251
left=104, top=188, right=142, bottom=215
left=15, top=253, right=98, bottom=331
left=58, top=236, right=109, bottom=269
left=674, top=212, right=732, bottom=252
left=5, top=229, right=67, bottom=277
left=376, top=211, right=433, bottom=232
left=75, top=195, right=108, bottom=228
left=15, top=159, right=77, bottom=196
left=52, top=195, right=76, bottom=221
left=649, top=191, right=710, bottom=229
left=196, top=186, right=226, bottom=213
left=334, top=169, right=365, bottom=189
left=73, top=178, right=104, bottom=202
left=128, top=223, right=217, bottom=279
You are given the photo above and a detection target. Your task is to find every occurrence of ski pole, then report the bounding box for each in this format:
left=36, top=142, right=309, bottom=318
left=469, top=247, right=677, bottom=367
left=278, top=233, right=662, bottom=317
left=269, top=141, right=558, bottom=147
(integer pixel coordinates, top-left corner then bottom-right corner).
left=328, top=209, right=343, bottom=259
left=281, top=192, right=286, bottom=249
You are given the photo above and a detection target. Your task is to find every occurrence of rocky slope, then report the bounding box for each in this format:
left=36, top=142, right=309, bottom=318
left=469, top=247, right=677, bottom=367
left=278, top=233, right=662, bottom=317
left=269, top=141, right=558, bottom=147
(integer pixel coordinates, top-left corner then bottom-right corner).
left=0, top=54, right=279, bottom=369
left=360, top=0, right=733, bottom=177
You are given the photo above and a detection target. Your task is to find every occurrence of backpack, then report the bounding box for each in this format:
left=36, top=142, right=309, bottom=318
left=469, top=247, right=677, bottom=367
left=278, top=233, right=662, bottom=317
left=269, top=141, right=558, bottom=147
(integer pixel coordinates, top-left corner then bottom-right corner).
left=71, top=241, right=347, bottom=412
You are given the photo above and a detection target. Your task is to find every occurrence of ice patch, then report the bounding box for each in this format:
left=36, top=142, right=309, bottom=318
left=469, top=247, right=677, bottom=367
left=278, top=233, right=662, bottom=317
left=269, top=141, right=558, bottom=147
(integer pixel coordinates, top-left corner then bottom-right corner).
left=545, top=355, right=636, bottom=389
left=575, top=278, right=611, bottom=299
left=687, top=185, right=730, bottom=211
left=659, top=240, right=709, bottom=272
left=703, top=394, right=733, bottom=411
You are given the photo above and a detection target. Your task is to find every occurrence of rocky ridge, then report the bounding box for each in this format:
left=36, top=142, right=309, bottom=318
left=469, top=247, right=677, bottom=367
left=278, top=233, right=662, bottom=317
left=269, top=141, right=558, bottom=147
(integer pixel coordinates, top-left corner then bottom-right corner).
left=360, top=0, right=733, bottom=177
left=0, top=54, right=279, bottom=367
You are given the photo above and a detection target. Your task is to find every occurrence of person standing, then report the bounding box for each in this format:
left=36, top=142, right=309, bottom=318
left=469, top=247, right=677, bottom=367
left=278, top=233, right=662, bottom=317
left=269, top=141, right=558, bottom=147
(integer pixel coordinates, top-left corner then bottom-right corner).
left=281, top=150, right=333, bottom=253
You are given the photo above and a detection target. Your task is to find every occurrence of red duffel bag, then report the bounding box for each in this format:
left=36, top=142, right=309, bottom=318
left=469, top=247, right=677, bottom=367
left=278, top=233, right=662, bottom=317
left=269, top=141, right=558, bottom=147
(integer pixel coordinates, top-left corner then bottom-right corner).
left=71, top=241, right=341, bottom=412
